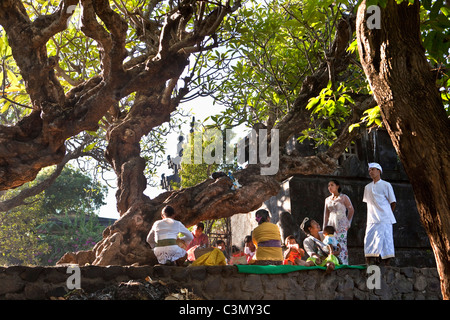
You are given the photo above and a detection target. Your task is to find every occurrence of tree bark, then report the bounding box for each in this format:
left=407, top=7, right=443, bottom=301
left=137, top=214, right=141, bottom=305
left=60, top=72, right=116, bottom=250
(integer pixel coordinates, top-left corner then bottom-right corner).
left=0, top=0, right=232, bottom=191
left=356, top=0, right=450, bottom=299
left=0, top=138, right=90, bottom=212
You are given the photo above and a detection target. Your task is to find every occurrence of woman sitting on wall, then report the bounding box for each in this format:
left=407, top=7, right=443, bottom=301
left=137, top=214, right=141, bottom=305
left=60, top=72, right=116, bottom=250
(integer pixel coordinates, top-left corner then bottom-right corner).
left=301, top=217, right=340, bottom=273
left=251, top=209, right=283, bottom=265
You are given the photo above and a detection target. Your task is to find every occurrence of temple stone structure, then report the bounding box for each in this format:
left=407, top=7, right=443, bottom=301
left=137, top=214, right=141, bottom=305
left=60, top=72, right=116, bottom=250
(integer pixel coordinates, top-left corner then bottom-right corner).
left=231, top=129, right=436, bottom=267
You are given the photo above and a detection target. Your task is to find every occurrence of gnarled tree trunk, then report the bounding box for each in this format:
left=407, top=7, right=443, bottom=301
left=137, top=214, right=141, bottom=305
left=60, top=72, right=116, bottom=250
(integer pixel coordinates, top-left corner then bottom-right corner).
left=356, top=0, right=450, bottom=299
left=0, top=0, right=241, bottom=266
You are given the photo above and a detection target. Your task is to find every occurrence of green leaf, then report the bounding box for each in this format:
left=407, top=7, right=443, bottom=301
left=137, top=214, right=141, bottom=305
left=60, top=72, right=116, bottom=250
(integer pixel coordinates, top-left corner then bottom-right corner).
left=83, top=142, right=97, bottom=152
left=347, top=39, right=358, bottom=54
left=349, top=123, right=360, bottom=133
left=441, top=6, right=450, bottom=17
left=306, top=97, right=320, bottom=110
left=6, top=69, right=19, bottom=87
left=0, top=101, right=10, bottom=113
left=374, top=118, right=383, bottom=127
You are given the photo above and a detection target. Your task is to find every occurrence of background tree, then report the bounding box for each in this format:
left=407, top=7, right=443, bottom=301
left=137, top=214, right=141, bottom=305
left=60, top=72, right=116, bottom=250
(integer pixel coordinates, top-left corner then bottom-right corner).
left=179, top=124, right=239, bottom=188
left=178, top=124, right=240, bottom=247
left=39, top=164, right=108, bottom=265
left=0, top=191, right=48, bottom=265
left=40, top=164, right=107, bottom=216
left=0, top=164, right=107, bottom=265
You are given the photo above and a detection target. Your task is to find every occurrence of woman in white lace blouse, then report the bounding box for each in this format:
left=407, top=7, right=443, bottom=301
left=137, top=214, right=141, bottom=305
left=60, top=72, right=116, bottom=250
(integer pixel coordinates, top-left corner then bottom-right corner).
left=146, top=205, right=193, bottom=266
left=323, top=180, right=354, bottom=265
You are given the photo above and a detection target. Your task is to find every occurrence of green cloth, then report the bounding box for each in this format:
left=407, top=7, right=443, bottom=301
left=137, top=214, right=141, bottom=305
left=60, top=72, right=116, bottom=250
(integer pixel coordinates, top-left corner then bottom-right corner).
left=236, top=264, right=366, bottom=274
left=307, top=254, right=340, bottom=267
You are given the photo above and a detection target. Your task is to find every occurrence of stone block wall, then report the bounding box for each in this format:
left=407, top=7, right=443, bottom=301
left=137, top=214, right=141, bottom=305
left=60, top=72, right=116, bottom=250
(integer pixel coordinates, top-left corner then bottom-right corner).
left=231, top=130, right=437, bottom=268
left=0, top=265, right=442, bottom=300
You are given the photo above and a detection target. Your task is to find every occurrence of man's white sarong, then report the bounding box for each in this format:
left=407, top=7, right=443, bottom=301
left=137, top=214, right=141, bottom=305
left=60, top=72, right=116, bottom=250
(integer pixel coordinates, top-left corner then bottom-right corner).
left=364, top=223, right=395, bottom=259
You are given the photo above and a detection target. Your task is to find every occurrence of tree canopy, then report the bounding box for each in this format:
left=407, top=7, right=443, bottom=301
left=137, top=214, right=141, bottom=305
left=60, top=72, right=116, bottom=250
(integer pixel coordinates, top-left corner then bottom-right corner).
left=197, top=0, right=448, bottom=134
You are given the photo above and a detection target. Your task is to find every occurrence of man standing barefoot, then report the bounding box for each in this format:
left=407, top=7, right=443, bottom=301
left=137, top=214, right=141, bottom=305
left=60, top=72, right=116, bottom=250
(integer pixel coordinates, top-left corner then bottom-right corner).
left=363, top=163, right=397, bottom=266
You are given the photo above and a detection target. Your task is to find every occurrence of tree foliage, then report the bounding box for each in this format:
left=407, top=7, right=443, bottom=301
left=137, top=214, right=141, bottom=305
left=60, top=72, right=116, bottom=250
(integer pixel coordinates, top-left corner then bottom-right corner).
left=194, top=0, right=448, bottom=139
left=192, top=0, right=368, bottom=149
left=0, top=164, right=107, bottom=265
left=0, top=192, right=48, bottom=265
left=40, top=165, right=107, bottom=215
left=179, top=124, right=239, bottom=188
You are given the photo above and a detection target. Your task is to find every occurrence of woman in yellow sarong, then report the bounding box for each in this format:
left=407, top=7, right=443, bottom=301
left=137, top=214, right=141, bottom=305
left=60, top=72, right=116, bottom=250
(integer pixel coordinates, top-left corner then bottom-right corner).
left=190, top=248, right=227, bottom=266
left=251, top=209, right=283, bottom=265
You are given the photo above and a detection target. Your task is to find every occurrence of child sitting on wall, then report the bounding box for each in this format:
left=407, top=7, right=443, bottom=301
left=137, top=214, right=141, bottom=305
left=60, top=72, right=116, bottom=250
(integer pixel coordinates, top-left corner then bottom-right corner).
left=323, top=226, right=341, bottom=256
left=283, top=235, right=314, bottom=266
left=244, top=235, right=256, bottom=264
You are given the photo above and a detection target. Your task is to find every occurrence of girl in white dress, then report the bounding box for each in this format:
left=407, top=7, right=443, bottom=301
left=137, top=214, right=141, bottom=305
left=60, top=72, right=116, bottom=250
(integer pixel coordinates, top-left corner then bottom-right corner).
left=146, top=205, right=193, bottom=265
left=323, top=180, right=354, bottom=265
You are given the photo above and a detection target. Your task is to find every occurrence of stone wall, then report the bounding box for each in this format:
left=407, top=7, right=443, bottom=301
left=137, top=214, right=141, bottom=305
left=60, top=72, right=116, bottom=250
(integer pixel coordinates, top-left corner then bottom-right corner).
left=0, top=265, right=442, bottom=300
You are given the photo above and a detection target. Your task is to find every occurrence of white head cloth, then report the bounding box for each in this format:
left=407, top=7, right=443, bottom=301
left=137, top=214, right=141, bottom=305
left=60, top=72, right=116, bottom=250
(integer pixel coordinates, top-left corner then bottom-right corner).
left=368, top=162, right=383, bottom=173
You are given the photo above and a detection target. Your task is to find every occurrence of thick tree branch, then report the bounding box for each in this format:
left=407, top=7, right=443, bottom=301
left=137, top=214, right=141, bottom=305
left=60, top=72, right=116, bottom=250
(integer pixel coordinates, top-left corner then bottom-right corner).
left=91, top=0, right=128, bottom=77
left=80, top=0, right=113, bottom=77
left=31, top=0, right=79, bottom=47
left=0, top=140, right=91, bottom=212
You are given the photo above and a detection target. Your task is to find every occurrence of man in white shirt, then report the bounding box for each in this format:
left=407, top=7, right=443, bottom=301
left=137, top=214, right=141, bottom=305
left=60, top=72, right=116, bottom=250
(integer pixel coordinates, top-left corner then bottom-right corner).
left=363, top=162, right=397, bottom=266
left=146, top=205, right=193, bottom=266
